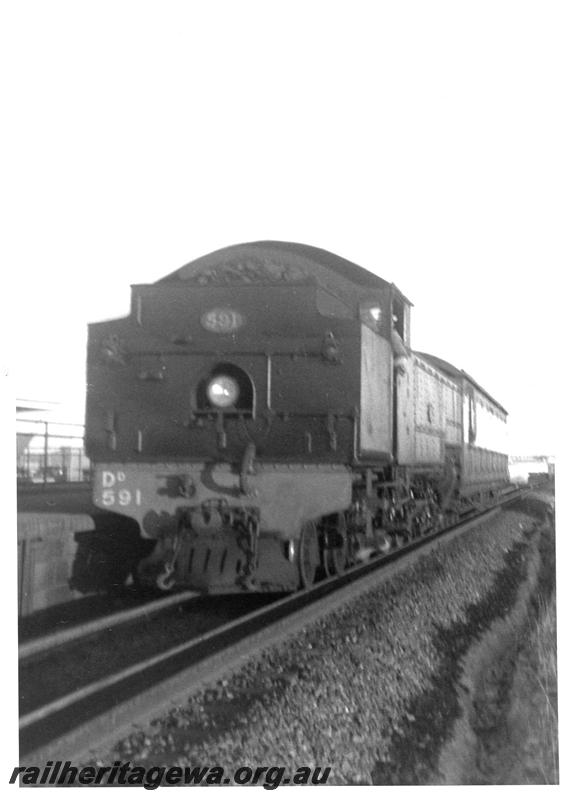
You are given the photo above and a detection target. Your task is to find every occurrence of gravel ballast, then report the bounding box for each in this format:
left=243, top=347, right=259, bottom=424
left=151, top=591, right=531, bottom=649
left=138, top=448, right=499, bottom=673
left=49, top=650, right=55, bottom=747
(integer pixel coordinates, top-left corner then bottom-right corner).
left=95, top=499, right=552, bottom=784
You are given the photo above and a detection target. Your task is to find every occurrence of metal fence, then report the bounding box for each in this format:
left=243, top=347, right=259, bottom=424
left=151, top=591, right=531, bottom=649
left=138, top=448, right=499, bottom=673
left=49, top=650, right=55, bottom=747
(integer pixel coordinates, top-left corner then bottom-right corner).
left=16, top=419, right=90, bottom=485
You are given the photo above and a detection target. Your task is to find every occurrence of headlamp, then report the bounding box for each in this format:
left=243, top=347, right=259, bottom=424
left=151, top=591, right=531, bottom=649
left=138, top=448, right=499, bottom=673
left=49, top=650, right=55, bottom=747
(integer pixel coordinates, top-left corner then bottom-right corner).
left=206, top=375, right=240, bottom=408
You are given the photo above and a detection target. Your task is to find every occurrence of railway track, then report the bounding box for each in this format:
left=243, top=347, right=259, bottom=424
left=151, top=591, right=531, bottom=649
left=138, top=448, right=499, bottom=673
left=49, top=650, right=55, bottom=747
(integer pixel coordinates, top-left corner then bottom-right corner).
left=18, top=587, right=178, bottom=645
left=20, top=491, right=522, bottom=763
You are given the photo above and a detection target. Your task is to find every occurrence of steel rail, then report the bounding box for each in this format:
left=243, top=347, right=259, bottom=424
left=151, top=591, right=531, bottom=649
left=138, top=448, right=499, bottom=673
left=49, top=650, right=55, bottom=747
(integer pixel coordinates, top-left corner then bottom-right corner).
left=19, top=589, right=199, bottom=661
left=20, top=492, right=522, bottom=762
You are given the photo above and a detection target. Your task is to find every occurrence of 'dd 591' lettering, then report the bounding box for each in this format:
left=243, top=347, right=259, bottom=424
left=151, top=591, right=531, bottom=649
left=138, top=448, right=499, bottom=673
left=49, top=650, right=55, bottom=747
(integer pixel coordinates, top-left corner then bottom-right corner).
left=101, top=471, right=141, bottom=506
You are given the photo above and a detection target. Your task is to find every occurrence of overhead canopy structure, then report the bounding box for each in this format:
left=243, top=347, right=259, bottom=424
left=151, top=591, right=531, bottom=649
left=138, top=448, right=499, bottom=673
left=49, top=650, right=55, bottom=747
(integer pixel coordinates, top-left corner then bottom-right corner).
left=17, top=399, right=61, bottom=415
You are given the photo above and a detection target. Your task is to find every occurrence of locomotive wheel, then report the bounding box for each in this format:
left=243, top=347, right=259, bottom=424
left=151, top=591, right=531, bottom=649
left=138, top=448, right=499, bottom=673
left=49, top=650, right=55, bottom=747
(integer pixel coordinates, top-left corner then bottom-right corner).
left=325, top=513, right=348, bottom=576
left=319, top=532, right=332, bottom=579
left=299, top=520, right=320, bottom=588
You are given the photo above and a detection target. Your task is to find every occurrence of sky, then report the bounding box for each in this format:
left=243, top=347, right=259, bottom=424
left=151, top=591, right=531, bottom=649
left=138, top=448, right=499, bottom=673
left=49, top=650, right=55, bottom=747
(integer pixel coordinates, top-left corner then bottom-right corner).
left=3, top=0, right=566, bottom=456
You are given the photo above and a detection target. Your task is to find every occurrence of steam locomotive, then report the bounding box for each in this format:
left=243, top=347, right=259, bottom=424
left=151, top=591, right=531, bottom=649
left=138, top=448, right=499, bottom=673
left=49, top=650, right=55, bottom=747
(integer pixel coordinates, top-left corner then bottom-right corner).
left=85, top=241, right=509, bottom=593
